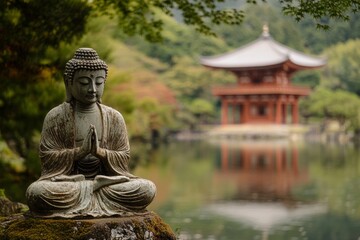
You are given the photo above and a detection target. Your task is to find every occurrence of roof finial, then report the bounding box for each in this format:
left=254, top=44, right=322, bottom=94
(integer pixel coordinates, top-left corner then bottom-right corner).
left=262, top=23, right=270, bottom=38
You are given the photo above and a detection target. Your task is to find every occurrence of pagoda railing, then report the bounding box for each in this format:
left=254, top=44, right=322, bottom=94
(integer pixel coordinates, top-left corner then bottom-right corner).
left=212, top=84, right=311, bottom=96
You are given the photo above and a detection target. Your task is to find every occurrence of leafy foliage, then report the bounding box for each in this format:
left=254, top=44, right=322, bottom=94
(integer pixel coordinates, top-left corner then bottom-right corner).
left=0, top=0, right=90, bottom=157
left=94, top=0, right=247, bottom=41
left=300, top=88, right=360, bottom=131
left=279, top=0, right=360, bottom=29
left=292, top=70, right=321, bottom=88
left=189, top=98, right=216, bottom=124
left=321, top=39, right=360, bottom=94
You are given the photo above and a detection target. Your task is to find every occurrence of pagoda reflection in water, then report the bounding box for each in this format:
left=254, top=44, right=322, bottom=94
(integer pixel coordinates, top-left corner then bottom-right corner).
left=208, top=139, right=326, bottom=239
left=212, top=139, right=308, bottom=202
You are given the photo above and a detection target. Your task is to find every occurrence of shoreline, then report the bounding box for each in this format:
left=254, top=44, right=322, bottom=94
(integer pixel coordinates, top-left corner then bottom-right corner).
left=174, top=124, right=353, bottom=144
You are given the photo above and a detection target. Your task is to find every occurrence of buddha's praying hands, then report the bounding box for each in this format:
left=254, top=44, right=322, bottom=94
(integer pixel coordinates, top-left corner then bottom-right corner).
left=26, top=48, right=156, bottom=218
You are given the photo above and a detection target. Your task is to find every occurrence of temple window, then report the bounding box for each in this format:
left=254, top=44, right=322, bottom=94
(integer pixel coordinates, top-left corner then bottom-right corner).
left=258, top=105, right=267, bottom=116
left=251, top=105, right=267, bottom=116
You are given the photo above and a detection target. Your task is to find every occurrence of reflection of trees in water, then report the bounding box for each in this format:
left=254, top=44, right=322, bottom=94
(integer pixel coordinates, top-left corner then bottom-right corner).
left=297, top=142, right=360, bottom=219
left=129, top=140, right=173, bottom=170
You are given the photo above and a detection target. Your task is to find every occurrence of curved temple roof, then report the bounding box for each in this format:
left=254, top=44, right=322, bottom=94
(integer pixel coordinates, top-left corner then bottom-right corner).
left=200, top=27, right=326, bottom=70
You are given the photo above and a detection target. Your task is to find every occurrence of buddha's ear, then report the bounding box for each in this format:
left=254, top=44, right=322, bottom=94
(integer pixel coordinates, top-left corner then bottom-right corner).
left=65, top=88, right=72, bottom=103
left=64, top=74, right=72, bottom=103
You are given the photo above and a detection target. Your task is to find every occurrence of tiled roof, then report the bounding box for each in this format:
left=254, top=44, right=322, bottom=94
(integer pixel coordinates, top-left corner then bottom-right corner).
left=200, top=29, right=326, bottom=70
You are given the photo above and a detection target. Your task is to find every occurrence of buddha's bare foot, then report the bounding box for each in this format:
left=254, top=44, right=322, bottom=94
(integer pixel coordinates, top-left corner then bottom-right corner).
left=93, top=175, right=130, bottom=191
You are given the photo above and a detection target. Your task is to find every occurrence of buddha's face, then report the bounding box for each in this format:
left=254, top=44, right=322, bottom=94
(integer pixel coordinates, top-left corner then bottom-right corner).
left=71, top=69, right=105, bottom=105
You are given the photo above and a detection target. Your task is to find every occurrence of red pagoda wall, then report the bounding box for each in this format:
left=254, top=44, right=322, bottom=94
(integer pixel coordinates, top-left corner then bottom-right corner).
left=215, top=68, right=307, bottom=125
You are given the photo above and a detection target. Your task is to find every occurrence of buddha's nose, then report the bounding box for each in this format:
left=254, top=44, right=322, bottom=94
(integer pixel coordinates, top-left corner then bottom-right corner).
left=89, top=81, right=96, bottom=93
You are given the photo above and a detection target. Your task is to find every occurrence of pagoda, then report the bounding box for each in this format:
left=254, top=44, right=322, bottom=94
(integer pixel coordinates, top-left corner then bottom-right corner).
left=200, top=26, right=325, bottom=125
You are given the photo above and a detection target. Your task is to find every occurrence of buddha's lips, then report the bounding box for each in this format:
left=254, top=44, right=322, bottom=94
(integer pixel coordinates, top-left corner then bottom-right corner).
left=86, top=94, right=97, bottom=99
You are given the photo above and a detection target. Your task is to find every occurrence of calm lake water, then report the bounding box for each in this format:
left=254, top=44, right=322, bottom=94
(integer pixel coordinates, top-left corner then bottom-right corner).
left=2, top=139, right=360, bottom=239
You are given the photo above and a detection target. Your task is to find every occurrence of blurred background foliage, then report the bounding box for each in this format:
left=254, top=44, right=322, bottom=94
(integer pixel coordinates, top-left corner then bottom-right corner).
left=1, top=0, right=360, bottom=173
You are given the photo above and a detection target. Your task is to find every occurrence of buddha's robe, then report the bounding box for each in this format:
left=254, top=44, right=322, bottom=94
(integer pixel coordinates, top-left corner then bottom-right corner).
left=26, top=102, right=156, bottom=218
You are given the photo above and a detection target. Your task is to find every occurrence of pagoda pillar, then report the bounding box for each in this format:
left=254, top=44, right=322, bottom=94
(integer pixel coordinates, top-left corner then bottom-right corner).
left=221, top=99, right=228, bottom=125
left=292, top=97, right=299, bottom=124
left=232, top=103, right=237, bottom=124
left=282, top=102, right=287, bottom=124
left=243, top=97, right=250, bottom=123
left=275, top=96, right=282, bottom=124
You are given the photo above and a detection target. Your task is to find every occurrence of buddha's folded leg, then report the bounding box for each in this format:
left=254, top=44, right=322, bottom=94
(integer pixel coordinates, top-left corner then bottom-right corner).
left=26, top=180, right=92, bottom=216
left=95, top=178, right=156, bottom=213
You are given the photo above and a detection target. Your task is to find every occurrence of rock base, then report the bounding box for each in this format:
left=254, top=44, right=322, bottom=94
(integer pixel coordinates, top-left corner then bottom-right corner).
left=0, top=211, right=176, bottom=240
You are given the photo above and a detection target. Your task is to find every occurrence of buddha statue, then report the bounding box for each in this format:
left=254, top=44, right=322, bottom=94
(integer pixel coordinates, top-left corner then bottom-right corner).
left=26, top=48, right=156, bottom=218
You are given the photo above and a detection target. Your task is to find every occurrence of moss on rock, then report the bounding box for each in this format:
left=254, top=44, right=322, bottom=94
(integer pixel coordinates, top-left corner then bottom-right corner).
left=0, top=190, right=28, bottom=217
left=0, top=211, right=176, bottom=240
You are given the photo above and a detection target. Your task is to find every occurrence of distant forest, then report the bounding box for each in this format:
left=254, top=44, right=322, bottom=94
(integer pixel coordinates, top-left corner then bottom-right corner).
left=1, top=1, right=360, bottom=165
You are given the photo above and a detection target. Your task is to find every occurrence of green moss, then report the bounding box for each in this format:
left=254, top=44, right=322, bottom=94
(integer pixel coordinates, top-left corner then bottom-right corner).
left=1, top=212, right=176, bottom=240
left=5, top=218, right=93, bottom=240
left=141, top=212, right=176, bottom=239
left=0, top=191, right=29, bottom=217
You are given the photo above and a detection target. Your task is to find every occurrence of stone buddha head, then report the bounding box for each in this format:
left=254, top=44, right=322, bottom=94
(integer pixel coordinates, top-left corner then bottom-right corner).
left=64, top=48, right=108, bottom=105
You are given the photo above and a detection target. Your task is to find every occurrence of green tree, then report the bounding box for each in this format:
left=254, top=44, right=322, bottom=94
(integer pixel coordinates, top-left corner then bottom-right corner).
left=189, top=98, right=216, bottom=124
left=300, top=88, right=360, bottom=131
left=321, top=39, right=360, bottom=94
left=0, top=0, right=90, bottom=157
left=279, top=0, right=360, bottom=30
left=292, top=70, right=321, bottom=88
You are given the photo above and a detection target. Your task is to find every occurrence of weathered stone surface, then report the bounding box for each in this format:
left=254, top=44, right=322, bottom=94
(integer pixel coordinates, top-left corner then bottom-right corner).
left=0, top=211, right=176, bottom=240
